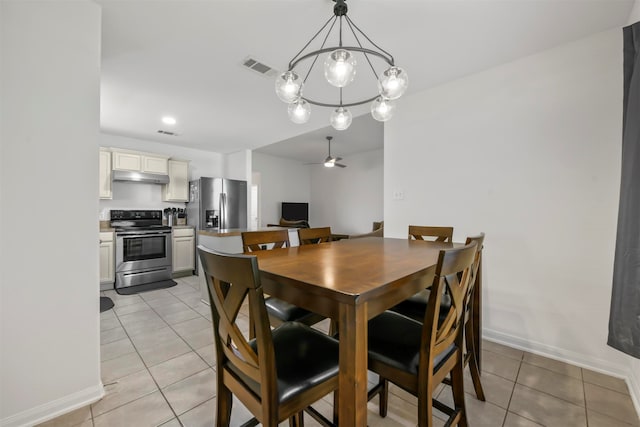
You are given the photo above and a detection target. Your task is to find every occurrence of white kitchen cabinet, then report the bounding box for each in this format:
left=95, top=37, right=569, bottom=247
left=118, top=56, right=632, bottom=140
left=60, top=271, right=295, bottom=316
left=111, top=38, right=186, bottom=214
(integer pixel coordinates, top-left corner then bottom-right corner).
left=142, top=154, right=169, bottom=174
left=163, top=159, right=189, bottom=202
left=99, top=231, right=115, bottom=289
left=172, top=227, right=195, bottom=273
left=99, top=148, right=112, bottom=199
left=112, top=149, right=169, bottom=174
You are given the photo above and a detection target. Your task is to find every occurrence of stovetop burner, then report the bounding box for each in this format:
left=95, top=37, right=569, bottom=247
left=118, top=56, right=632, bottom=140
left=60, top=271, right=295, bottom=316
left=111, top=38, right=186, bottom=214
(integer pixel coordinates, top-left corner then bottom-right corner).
left=110, top=209, right=168, bottom=231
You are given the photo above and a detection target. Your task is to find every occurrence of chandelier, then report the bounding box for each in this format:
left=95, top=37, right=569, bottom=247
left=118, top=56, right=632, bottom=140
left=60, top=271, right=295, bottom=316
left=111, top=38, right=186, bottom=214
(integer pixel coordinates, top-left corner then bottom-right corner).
left=275, top=0, right=408, bottom=131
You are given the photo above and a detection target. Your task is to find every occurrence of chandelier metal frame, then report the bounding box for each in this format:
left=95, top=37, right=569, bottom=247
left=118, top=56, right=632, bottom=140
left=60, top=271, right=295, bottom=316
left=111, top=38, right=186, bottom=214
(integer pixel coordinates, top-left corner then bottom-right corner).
left=284, top=0, right=396, bottom=108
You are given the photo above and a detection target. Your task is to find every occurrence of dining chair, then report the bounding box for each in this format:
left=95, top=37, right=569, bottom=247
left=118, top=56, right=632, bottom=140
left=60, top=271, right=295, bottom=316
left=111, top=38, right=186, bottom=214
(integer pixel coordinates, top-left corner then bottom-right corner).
left=298, top=227, right=332, bottom=245
left=241, top=230, right=326, bottom=334
left=388, top=233, right=487, bottom=401
left=367, top=242, right=478, bottom=427
left=198, top=246, right=339, bottom=427
left=408, top=225, right=454, bottom=242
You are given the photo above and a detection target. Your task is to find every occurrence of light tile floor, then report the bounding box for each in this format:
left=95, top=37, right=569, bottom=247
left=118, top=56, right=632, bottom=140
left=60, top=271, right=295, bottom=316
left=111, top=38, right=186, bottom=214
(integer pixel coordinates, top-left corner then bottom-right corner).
left=39, top=276, right=640, bottom=427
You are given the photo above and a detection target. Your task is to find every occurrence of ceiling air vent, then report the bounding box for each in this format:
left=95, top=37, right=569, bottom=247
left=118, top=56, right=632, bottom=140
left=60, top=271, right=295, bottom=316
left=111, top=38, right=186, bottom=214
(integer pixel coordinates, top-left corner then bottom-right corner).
left=157, top=130, right=178, bottom=136
left=242, top=56, right=278, bottom=78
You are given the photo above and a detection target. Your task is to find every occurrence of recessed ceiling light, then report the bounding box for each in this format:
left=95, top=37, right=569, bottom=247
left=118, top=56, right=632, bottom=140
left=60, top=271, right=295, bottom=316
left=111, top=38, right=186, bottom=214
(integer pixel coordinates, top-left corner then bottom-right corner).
left=162, top=116, right=177, bottom=125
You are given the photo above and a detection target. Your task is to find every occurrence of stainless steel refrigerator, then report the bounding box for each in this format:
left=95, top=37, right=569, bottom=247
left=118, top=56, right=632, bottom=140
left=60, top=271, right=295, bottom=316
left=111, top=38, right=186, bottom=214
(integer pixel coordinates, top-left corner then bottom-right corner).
left=186, top=177, right=248, bottom=231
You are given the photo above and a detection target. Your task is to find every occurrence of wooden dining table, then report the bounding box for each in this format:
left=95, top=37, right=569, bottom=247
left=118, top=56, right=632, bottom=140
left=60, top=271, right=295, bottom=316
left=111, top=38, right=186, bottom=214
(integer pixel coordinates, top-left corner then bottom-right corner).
left=252, top=236, right=483, bottom=427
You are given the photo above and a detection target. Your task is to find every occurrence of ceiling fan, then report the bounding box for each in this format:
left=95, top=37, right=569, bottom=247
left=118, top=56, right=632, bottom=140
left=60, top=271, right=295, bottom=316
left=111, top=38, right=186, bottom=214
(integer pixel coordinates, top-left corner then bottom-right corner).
left=307, top=136, right=347, bottom=168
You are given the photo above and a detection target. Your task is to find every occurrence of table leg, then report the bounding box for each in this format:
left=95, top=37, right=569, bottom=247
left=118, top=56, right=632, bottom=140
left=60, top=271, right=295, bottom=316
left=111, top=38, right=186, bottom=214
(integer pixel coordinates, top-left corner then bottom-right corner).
left=338, top=302, right=368, bottom=427
left=473, top=252, right=483, bottom=373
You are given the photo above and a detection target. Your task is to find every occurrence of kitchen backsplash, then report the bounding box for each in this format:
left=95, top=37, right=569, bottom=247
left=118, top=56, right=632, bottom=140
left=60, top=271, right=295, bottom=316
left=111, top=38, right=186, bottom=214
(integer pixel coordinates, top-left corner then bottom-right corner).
left=99, top=181, right=187, bottom=220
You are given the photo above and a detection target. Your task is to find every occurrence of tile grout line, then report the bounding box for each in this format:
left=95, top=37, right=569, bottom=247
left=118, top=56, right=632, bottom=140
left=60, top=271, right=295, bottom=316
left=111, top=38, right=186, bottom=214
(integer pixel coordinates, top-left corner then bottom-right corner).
left=501, top=352, right=523, bottom=427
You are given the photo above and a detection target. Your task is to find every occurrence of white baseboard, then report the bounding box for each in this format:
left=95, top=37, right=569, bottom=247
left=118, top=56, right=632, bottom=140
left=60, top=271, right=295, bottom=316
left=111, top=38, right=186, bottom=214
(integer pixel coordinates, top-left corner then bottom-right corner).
left=484, top=328, right=640, bottom=420
left=1, top=383, right=104, bottom=427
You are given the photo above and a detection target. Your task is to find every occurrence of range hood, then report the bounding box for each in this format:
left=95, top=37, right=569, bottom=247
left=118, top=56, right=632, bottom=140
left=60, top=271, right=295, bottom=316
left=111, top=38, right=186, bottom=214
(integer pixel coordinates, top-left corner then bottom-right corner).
left=112, top=169, right=170, bottom=185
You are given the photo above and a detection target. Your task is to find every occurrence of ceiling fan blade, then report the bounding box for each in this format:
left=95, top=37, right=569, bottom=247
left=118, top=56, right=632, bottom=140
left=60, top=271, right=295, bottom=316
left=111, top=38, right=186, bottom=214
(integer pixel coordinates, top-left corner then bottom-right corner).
left=334, top=157, right=343, bottom=161
left=335, top=163, right=347, bottom=168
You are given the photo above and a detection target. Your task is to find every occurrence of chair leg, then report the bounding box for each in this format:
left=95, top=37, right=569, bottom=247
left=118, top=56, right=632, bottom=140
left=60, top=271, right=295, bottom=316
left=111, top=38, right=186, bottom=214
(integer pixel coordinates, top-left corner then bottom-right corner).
left=379, top=378, right=389, bottom=417
left=451, top=356, right=468, bottom=427
left=332, top=390, right=339, bottom=425
left=465, top=314, right=486, bottom=401
left=417, top=383, right=433, bottom=427
left=216, top=385, right=233, bottom=427
left=289, top=411, right=304, bottom=427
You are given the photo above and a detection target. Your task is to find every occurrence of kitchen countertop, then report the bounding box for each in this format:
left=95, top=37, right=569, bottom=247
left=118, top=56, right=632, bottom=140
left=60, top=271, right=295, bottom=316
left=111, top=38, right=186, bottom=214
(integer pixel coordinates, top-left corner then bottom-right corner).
left=199, top=226, right=291, bottom=238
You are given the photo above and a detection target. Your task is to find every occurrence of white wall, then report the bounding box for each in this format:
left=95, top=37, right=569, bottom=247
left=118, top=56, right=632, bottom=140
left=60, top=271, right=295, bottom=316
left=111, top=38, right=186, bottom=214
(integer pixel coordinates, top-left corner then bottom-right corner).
left=629, top=0, right=640, bottom=23
left=0, top=1, right=103, bottom=426
left=310, top=148, right=384, bottom=234
left=252, top=152, right=311, bottom=226
left=385, top=28, right=631, bottom=378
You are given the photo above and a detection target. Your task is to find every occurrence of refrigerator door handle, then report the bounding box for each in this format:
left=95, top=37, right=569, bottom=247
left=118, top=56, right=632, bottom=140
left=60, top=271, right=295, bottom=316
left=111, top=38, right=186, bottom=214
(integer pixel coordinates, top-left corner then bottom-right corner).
left=220, top=192, right=226, bottom=229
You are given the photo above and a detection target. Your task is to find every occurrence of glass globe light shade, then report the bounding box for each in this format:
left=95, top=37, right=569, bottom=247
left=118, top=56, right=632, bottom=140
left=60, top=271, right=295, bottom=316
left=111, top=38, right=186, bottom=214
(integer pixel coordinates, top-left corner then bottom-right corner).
left=330, top=106, right=353, bottom=130
left=275, top=71, right=302, bottom=103
left=378, top=66, right=408, bottom=100
left=287, top=98, right=311, bottom=124
left=324, top=160, right=335, bottom=168
left=324, top=49, right=357, bottom=88
left=371, top=96, right=396, bottom=122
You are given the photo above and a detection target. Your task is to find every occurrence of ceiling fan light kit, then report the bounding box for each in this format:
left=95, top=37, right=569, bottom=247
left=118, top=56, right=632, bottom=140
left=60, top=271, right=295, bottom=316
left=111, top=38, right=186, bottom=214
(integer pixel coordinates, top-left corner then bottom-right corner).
left=275, top=0, right=408, bottom=130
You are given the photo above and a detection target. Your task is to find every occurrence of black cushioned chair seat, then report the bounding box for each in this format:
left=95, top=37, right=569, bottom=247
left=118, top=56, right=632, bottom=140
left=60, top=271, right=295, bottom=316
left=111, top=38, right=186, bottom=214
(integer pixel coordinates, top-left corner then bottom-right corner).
left=265, top=297, right=316, bottom=322
left=368, top=311, right=456, bottom=375
left=228, top=322, right=339, bottom=403
left=389, top=290, right=452, bottom=324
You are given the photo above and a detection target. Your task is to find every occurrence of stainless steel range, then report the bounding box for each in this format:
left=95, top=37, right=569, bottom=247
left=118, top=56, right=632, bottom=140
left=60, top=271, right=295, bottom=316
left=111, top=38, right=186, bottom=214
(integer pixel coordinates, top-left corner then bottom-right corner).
left=111, top=210, right=172, bottom=290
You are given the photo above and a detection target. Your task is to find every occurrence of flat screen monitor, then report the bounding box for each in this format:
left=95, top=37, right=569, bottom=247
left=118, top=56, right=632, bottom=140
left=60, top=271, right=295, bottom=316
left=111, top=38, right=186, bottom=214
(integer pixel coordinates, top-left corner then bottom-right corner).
left=281, top=202, right=309, bottom=221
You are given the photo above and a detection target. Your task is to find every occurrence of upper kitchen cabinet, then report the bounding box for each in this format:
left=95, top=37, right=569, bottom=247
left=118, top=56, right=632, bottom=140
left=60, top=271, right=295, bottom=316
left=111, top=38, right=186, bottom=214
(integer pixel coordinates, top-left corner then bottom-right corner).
left=112, top=148, right=169, bottom=174
left=163, top=159, right=190, bottom=202
left=99, top=148, right=112, bottom=199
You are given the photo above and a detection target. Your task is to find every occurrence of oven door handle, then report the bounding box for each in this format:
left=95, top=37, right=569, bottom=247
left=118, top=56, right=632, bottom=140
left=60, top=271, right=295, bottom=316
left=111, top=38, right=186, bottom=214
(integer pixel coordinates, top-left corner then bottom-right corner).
left=117, top=232, right=171, bottom=238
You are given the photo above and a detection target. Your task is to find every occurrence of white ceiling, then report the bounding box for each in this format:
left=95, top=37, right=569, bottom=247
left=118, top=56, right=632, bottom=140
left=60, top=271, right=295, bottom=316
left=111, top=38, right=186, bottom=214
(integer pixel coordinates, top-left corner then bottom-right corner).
left=98, top=0, right=633, bottom=162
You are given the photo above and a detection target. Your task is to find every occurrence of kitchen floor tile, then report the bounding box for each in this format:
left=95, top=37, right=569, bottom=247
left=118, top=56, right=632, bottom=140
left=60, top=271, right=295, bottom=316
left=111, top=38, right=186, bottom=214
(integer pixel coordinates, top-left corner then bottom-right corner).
left=158, top=419, right=181, bottom=427
left=99, top=315, right=120, bottom=332
left=463, top=369, right=515, bottom=409
left=101, top=351, right=146, bottom=384
left=521, top=352, right=582, bottom=380
left=483, top=340, right=525, bottom=361
left=93, top=391, right=174, bottom=427
left=148, top=351, right=208, bottom=388
left=179, top=327, right=214, bottom=350
left=137, top=338, right=192, bottom=367
left=161, top=307, right=202, bottom=325
left=588, top=409, right=640, bottom=427
left=584, top=382, right=640, bottom=425
left=100, top=337, right=136, bottom=362
left=91, top=369, right=158, bottom=417
left=161, top=368, right=216, bottom=415
left=113, top=301, right=150, bottom=316
left=195, top=345, right=216, bottom=367
left=100, top=326, right=127, bottom=345
left=583, top=368, right=629, bottom=394
left=481, top=349, right=521, bottom=381
left=178, top=396, right=255, bottom=427
left=129, top=326, right=181, bottom=351
left=36, top=405, right=92, bottom=427
left=503, top=412, right=544, bottom=426
left=171, top=317, right=211, bottom=336
left=516, top=362, right=585, bottom=406
left=151, top=300, right=191, bottom=316
left=508, top=383, right=587, bottom=426
left=436, top=382, right=507, bottom=426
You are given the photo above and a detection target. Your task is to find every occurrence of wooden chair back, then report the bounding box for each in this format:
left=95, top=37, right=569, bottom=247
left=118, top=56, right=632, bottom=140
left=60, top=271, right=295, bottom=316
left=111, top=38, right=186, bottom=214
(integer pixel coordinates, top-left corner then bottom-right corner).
left=408, top=225, right=454, bottom=242
left=197, top=246, right=278, bottom=421
left=241, top=229, right=290, bottom=253
left=298, top=227, right=332, bottom=245
left=423, top=242, right=477, bottom=358
left=464, top=233, right=485, bottom=307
